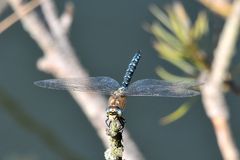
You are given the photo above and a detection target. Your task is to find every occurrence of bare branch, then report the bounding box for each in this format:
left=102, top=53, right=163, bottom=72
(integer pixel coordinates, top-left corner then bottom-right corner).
left=201, top=0, right=240, bottom=159
left=0, top=0, right=41, bottom=34
left=60, top=1, right=74, bottom=33
left=0, top=0, right=8, bottom=15
left=8, top=0, right=144, bottom=159
left=198, top=0, right=232, bottom=17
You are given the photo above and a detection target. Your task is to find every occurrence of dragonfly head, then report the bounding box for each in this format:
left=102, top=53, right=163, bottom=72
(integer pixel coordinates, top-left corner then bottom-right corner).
left=106, top=107, right=122, bottom=117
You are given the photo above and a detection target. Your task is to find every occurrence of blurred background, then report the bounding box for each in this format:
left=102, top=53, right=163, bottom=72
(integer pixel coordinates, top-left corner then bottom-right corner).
left=0, top=0, right=239, bottom=159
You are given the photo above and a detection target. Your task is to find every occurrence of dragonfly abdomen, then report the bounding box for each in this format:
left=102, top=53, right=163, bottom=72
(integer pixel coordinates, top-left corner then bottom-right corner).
left=121, top=51, right=141, bottom=88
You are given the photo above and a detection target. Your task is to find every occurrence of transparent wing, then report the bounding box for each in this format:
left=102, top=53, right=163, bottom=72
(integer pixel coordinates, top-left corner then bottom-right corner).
left=125, top=79, right=200, bottom=97
left=34, top=76, right=120, bottom=95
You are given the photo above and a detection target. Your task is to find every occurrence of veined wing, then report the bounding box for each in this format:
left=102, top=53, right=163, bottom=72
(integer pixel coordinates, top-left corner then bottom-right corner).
left=34, top=76, right=120, bottom=95
left=125, top=79, right=201, bottom=97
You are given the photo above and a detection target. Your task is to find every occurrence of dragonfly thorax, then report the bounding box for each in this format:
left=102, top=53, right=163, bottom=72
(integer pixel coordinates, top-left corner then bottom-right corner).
left=113, top=87, right=126, bottom=95
left=107, top=91, right=126, bottom=116
left=108, top=93, right=126, bottom=108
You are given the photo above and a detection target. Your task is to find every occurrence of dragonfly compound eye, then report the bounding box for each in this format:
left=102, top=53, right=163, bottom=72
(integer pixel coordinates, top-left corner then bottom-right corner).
left=106, top=107, right=122, bottom=117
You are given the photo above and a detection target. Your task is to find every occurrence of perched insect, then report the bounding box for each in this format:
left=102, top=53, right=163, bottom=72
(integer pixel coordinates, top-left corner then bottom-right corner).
left=34, top=51, right=200, bottom=127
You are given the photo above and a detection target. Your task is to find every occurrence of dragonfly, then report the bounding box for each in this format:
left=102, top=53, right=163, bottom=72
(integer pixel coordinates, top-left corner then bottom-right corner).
left=34, top=51, right=200, bottom=127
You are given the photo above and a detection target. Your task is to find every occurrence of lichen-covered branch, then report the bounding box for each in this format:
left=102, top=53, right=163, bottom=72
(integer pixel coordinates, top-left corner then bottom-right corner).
left=105, top=115, right=125, bottom=160
left=8, top=0, right=144, bottom=159
left=201, top=0, right=240, bottom=159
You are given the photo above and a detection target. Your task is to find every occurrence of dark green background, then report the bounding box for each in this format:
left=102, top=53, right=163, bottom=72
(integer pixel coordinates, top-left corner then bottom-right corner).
left=0, top=0, right=239, bottom=159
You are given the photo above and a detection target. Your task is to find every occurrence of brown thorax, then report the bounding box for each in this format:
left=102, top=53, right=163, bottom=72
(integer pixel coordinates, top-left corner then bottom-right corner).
left=108, top=94, right=126, bottom=110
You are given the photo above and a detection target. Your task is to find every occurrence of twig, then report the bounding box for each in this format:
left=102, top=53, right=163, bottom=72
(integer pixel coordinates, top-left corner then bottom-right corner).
left=60, top=1, right=74, bottom=33
left=0, top=0, right=41, bottom=34
left=8, top=0, right=144, bottom=159
left=0, top=0, right=8, bottom=15
left=0, top=89, right=83, bottom=160
left=198, top=0, right=232, bottom=17
left=201, top=0, right=240, bottom=159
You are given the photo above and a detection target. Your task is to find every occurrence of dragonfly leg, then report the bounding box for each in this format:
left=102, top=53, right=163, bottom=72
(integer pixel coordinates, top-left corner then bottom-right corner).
left=117, top=116, right=125, bottom=131
left=105, top=116, right=111, bottom=128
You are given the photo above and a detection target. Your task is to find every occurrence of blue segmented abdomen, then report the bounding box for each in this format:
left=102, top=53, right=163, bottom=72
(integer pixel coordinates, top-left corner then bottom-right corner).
left=121, top=51, right=141, bottom=88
